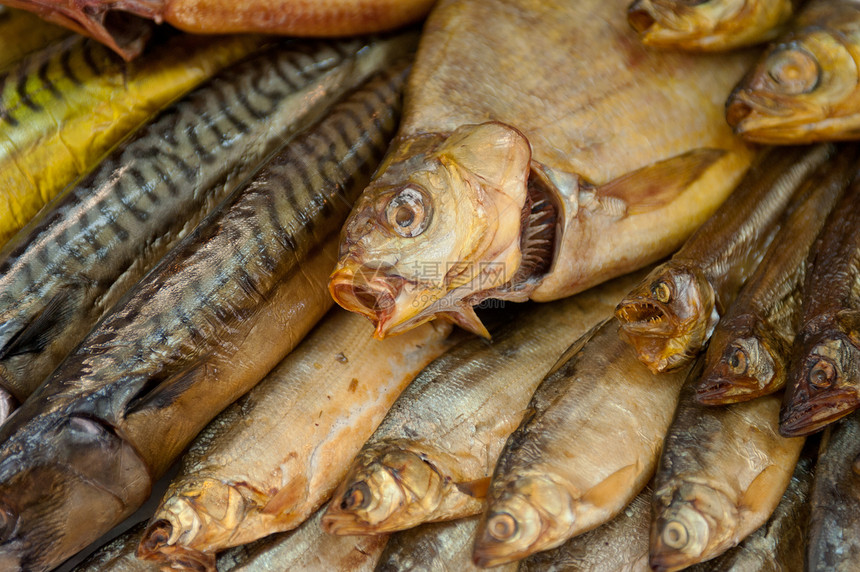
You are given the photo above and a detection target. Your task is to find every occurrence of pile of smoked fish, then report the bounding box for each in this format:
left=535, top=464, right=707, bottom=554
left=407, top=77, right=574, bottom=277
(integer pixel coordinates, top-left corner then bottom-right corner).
left=0, top=0, right=859, bottom=569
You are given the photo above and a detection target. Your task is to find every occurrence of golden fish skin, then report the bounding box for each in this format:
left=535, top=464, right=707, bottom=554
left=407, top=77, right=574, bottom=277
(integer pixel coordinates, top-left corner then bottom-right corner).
left=136, top=310, right=453, bottom=570
left=0, top=66, right=406, bottom=572
left=615, top=145, right=833, bottom=373
left=727, top=0, right=860, bottom=143
left=650, top=380, right=804, bottom=572
left=322, top=272, right=644, bottom=536
left=217, top=504, right=389, bottom=572
left=697, top=145, right=858, bottom=405
left=329, top=0, right=756, bottom=339
left=0, top=7, right=69, bottom=71
left=0, top=32, right=264, bottom=248
left=472, top=320, right=693, bottom=567
left=807, top=412, right=860, bottom=571
left=627, top=0, right=796, bottom=51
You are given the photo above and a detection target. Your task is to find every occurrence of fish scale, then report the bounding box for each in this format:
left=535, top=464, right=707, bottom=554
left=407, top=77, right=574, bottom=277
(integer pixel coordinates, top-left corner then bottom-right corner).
left=0, top=35, right=413, bottom=418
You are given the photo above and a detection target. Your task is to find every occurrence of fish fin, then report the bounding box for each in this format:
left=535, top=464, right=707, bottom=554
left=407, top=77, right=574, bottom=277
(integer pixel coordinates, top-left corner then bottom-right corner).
left=261, top=474, right=308, bottom=516
left=455, top=477, right=492, bottom=499
left=124, top=359, right=209, bottom=414
left=836, top=310, right=860, bottom=347
left=440, top=306, right=491, bottom=339
left=546, top=318, right=610, bottom=377
left=0, top=289, right=73, bottom=360
left=580, top=463, right=639, bottom=509
left=597, top=149, right=728, bottom=216
left=739, top=465, right=786, bottom=515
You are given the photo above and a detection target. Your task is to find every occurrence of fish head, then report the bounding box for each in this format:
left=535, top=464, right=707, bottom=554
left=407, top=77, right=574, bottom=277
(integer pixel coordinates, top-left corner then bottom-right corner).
left=727, top=30, right=858, bottom=142
left=697, top=317, right=782, bottom=404
left=322, top=447, right=445, bottom=534
left=650, top=481, right=736, bottom=572
left=472, top=473, right=574, bottom=567
left=0, top=412, right=151, bottom=570
left=330, top=122, right=533, bottom=338
left=615, top=262, right=717, bottom=372
left=780, top=329, right=860, bottom=436
left=628, top=0, right=749, bottom=46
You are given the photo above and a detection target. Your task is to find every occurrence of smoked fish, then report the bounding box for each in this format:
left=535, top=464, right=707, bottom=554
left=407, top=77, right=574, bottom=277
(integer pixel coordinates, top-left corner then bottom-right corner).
left=650, top=380, right=804, bottom=571
left=0, top=35, right=414, bottom=423
left=727, top=0, right=860, bottom=144
left=322, top=272, right=643, bottom=535
left=74, top=524, right=159, bottom=572
left=472, top=320, right=693, bottom=567
left=0, top=7, right=69, bottom=71
left=807, top=412, right=860, bottom=571
left=615, top=145, right=832, bottom=373
left=627, top=0, right=796, bottom=50
left=137, top=310, right=453, bottom=570
left=329, top=0, right=757, bottom=339
left=0, top=32, right=265, bottom=247
left=697, top=145, right=856, bottom=404
left=781, top=173, right=860, bottom=436
left=0, top=66, right=406, bottom=572
left=4, top=0, right=435, bottom=60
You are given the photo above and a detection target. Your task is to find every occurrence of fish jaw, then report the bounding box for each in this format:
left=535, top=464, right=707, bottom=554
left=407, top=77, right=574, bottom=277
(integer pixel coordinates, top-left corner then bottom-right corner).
left=780, top=333, right=860, bottom=437
left=615, top=262, right=717, bottom=373
left=727, top=31, right=858, bottom=144
left=330, top=122, right=533, bottom=338
left=472, top=473, right=575, bottom=567
left=650, top=482, right=736, bottom=572
left=323, top=447, right=446, bottom=534
left=628, top=0, right=741, bottom=48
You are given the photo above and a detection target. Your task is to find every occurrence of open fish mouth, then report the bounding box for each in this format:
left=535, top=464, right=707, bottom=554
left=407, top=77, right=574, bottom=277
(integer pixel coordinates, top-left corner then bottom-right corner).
left=695, top=374, right=758, bottom=405
left=137, top=519, right=214, bottom=571
left=780, top=397, right=857, bottom=437
left=727, top=89, right=819, bottom=132
left=616, top=301, right=677, bottom=336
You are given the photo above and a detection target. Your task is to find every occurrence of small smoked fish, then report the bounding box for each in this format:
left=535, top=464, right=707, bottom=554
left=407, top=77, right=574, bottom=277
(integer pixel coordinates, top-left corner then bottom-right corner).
left=0, top=66, right=406, bottom=572
left=4, top=0, right=435, bottom=60
left=137, top=310, right=453, bottom=570
left=472, top=320, right=693, bottom=567
left=650, top=380, right=804, bottom=571
left=376, top=516, right=518, bottom=572
left=781, top=173, right=860, bottom=436
left=0, top=32, right=265, bottom=247
left=697, top=145, right=857, bottom=404
left=615, top=145, right=832, bottom=373
left=727, top=0, right=860, bottom=143
left=74, top=523, right=159, bottom=571
left=0, top=7, right=69, bottom=71
left=217, top=504, right=389, bottom=572
left=627, top=0, right=797, bottom=50
left=322, top=272, right=643, bottom=535
left=0, top=35, right=413, bottom=423
left=807, top=411, right=860, bottom=570
left=516, top=488, right=652, bottom=572
left=330, top=0, right=757, bottom=339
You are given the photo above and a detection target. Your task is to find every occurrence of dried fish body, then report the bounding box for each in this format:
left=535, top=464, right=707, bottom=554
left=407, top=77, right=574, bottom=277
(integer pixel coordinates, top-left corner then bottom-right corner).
left=650, top=381, right=805, bottom=571
left=697, top=145, right=857, bottom=404
left=0, top=7, right=69, bottom=71
left=615, top=145, right=833, bottom=373
left=74, top=523, right=159, bottom=572
left=330, top=0, right=757, bottom=339
left=137, top=310, right=453, bottom=570
left=472, top=319, right=692, bottom=567
left=0, top=34, right=415, bottom=423
left=323, top=271, right=644, bottom=535
left=0, top=65, right=406, bottom=572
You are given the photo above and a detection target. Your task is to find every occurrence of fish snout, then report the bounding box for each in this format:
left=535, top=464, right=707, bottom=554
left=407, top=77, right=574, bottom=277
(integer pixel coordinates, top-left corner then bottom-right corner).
left=650, top=510, right=709, bottom=571
left=627, top=0, right=657, bottom=33
left=329, top=263, right=404, bottom=334
left=137, top=520, right=214, bottom=572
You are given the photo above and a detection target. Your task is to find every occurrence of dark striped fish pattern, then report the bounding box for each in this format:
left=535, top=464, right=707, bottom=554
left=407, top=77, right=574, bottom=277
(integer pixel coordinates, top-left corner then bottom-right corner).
left=0, top=33, right=415, bottom=421
left=0, top=63, right=407, bottom=572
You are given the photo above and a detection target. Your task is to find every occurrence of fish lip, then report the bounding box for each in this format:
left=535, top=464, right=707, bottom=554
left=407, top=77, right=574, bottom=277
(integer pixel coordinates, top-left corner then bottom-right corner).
left=727, top=89, right=820, bottom=137
left=627, top=0, right=657, bottom=33
left=779, top=398, right=856, bottom=437
left=329, top=265, right=403, bottom=334
left=137, top=519, right=215, bottom=571
left=320, top=511, right=376, bottom=536
left=615, top=299, right=678, bottom=337
left=695, top=373, right=759, bottom=405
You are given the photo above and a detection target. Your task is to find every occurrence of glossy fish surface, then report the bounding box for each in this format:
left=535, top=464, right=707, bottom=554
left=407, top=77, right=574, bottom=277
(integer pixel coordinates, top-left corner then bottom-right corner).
left=727, top=0, right=860, bottom=143
left=697, top=145, right=857, bottom=405
left=781, top=173, right=860, bottom=437
left=0, top=35, right=414, bottom=423
left=0, top=32, right=264, bottom=247
left=0, top=7, right=69, bottom=71
left=137, top=310, right=453, bottom=570
left=650, top=380, right=804, bottom=571
left=615, top=145, right=832, bottom=373
left=472, top=320, right=692, bottom=567
left=0, top=66, right=406, bottom=572
left=330, top=0, right=756, bottom=339
left=627, top=0, right=796, bottom=50
left=323, top=272, right=643, bottom=536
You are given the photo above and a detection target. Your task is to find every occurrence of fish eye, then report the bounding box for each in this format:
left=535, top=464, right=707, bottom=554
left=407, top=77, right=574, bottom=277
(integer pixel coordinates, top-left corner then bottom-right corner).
left=385, top=186, right=432, bottom=238
left=808, top=359, right=836, bottom=389
left=728, top=346, right=747, bottom=374
left=341, top=481, right=371, bottom=511
left=487, top=512, right=518, bottom=541
left=765, top=45, right=820, bottom=95
left=651, top=281, right=672, bottom=303
left=662, top=520, right=690, bottom=549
